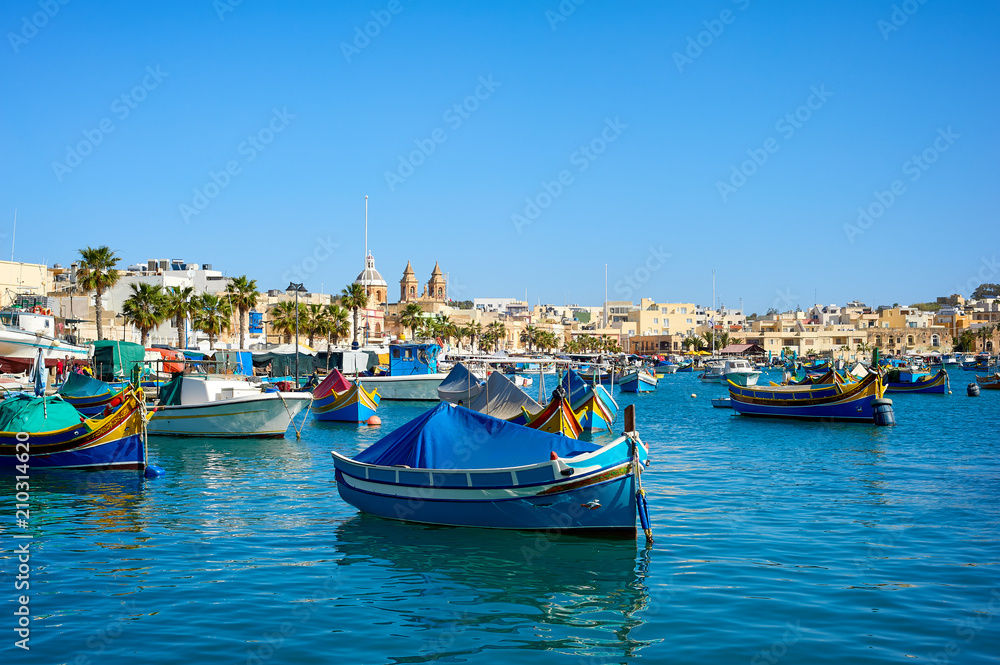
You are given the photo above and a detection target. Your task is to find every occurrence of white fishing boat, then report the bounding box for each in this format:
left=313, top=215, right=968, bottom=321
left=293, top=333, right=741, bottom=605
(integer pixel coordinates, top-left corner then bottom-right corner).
left=698, top=361, right=725, bottom=382
left=357, top=342, right=447, bottom=401
left=722, top=358, right=761, bottom=386
left=0, top=308, right=89, bottom=368
left=146, top=375, right=310, bottom=438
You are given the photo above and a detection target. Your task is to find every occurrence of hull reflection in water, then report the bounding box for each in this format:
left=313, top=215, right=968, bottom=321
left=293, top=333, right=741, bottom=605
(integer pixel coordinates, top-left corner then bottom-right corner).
left=333, top=515, right=654, bottom=661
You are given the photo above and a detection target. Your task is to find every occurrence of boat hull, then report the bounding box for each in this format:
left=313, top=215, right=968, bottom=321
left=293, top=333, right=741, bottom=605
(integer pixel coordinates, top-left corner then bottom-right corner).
left=885, top=369, right=948, bottom=394
left=729, top=373, right=885, bottom=423
left=331, top=435, right=647, bottom=536
left=619, top=371, right=657, bottom=393
left=147, top=393, right=309, bottom=437
left=359, top=374, right=447, bottom=400
left=312, top=383, right=380, bottom=423
left=0, top=393, right=146, bottom=470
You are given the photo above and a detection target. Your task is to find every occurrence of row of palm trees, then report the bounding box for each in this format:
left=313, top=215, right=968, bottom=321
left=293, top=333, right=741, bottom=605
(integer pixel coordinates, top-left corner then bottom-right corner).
left=682, top=331, right=743, bottom=353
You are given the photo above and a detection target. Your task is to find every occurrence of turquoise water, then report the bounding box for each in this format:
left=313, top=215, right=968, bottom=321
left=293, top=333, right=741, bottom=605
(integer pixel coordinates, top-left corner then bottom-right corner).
left=3, top=371, right=1000, bottom=664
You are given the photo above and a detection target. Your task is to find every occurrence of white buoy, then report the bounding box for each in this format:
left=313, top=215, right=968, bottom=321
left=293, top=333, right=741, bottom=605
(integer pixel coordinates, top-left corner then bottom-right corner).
left=691, top=393, right=697, bottom=398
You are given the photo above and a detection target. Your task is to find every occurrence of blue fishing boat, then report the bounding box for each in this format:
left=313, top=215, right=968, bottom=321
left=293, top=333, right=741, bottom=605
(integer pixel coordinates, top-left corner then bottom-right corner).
left=57, top=372, right=126, bottom=416
left=312, top=370, right=380, bottom=422
left=619, top=369, right=657, bottom=393
left=0, top=387, right=147, bottom=470
left=331, top=402, right=652, bottom=538
left=561, top=369, right=618, bottom=433
left=885, top=368, right=949, bottom=394
left=728, top=372, right=893, bottom=424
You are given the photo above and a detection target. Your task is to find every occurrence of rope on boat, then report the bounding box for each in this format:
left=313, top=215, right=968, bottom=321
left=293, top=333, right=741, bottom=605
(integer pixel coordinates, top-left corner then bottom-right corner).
left=276, top=390, right=304, bottom=440
left=631, top=435, right=653, bottom=543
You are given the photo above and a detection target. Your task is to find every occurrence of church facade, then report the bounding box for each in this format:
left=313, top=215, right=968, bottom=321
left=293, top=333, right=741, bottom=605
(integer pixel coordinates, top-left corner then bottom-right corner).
left=399, top=261, right=447, bottom=304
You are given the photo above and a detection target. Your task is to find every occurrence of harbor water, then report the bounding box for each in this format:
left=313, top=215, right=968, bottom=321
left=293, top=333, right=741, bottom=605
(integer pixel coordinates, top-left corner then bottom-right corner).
left=3, top=370, right=999, bottom=664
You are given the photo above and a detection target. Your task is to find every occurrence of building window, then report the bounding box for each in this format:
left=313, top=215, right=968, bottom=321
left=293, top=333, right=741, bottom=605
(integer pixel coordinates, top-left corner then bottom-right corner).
left=653, top=318, right=659, bottom=324
left=907, top=335, right=914, bottom=345
left=932, top=334, right=940, bottom=347
left=409, top=287, right=414, bottom=295
left=681, top=307, right=687, bottom=314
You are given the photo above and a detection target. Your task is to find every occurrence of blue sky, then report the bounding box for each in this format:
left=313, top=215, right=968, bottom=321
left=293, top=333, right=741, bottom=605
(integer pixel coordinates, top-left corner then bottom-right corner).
left=2, top=0, right=997, bottom=314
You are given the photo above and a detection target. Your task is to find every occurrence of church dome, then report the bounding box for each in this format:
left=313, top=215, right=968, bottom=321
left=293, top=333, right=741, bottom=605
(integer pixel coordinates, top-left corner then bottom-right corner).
left=355, top=254, right=387, bottom=287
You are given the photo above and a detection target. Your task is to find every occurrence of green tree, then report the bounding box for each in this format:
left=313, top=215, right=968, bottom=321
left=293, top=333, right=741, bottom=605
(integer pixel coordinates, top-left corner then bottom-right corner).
left=303, top=303, right=328, bottom=347
left=122, top=282, right=166, bottom=346
left=269, top=301, right=303, bottom=344
left=340, top=283, right=370, bottom=347
left=468, top=320, right=482, bottom=351
left=162, top=285, right=196, bottom=349
left=225, top=275, right=259, bottom=350
left=191, top=294, right=232, bottom=348
left=77, top=246, right=121, bottom=341
left=324, top=304, right=350, bottom=348
left=520, top=325, right=538, bottom=353
left=399, top=303, right=424, bottom=340
left=701, top=330, right=716, bottom=353
left=971, top=283, right=1000, bottom=299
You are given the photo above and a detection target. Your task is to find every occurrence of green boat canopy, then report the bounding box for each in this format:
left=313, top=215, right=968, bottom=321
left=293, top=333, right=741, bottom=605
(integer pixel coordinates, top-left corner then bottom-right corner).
left=92, top=340, right=146, bottom=382
left=0, top=394, right=83, bottom=433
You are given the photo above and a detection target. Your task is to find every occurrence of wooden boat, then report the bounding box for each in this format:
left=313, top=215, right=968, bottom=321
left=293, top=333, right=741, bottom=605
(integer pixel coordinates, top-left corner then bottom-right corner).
left=561, top=369, right=618, bottom=433
left=521, top=389, right=583, bottom=438
left=729, top=372, right=893, bottom=424
left=147, top=374, right=311, bottom=438
left=57, top=372, right=125, bottom=416
left=0, top=387, right=147, bottom=470
left=577, top=368, right=613, bottom=384
left=885, top=368, right=949, bottom=394
left=330, top=402, right=651, bottom=537
left=436, top=363, right=484, bottom=404
left=619, top=369, right=657, bottom=393
left=312, top=370, right=380, bottom=422
left=711, top=397, right=732, bottom=408
left=676, top=363, right=694, bottom=372
left=975, top=373, right=1000, bottom=390
left=358, top=343, right=447, bottom=400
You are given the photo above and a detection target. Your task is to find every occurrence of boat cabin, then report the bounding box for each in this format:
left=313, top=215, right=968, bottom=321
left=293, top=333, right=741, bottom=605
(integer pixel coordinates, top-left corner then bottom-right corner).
left=389, top=343, right=440, bottom=376
left=0, top=310, right=54, bottom=336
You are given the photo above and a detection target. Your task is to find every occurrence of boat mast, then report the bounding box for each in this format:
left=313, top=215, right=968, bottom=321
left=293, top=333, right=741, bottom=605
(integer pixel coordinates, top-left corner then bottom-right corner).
left=712, top=270, right=716, bottom=357
left=10, top=208, right=15, bottom=264
left=364, top=195, right=369, bottom=346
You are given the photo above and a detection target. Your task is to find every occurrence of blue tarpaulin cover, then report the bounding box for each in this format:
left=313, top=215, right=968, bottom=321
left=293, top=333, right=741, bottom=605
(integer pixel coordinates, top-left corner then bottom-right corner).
left=353, top=402, right=599, bottom=470
left=58, top=372, right=112, bottom=398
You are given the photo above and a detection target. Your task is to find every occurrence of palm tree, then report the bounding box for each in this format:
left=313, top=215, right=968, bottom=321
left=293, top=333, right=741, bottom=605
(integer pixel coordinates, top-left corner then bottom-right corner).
left=162, top=285, right=196, bottom=349
left=399, top=303, right=424, bottom=340
left=435, top=315, right=456, bottom=345
left=324, top=304, right=351, bottom=348
left=487, top=321, right=507, bottom=352
left=303, top=303, right=329, bottom=347
left=520, top=325, right=538, bottom=353
left=122, top=282, right=166, bottom=346
left=225, top=275, right=258, bottom=350
left=468, top=321, right=482, bottom=351
left=269, top=301, right=301, bottom=343
left=717, top=331, right=731, bottom=350
left=340, top=283, right=370, bottom=347
left=683, top=336, right=702, bottom=353
left=701, top=330, right=716, bottom=353
left=191, top=294, right=232, bottom=348
left=455, top=325, right=472, bottom=350
left=77, top=246, right=121, bottom=340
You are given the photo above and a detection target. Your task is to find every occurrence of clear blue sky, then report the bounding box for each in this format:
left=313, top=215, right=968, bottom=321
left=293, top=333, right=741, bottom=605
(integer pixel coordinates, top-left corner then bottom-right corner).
left=3, top=0, right=997, bottom=314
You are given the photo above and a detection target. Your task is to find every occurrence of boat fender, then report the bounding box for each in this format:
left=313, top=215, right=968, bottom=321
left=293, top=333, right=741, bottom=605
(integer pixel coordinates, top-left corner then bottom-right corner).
left=366, top=415, right=381, bottom=426
left=143, top=465, right=166, bottom=479
left=967, top=383, right=980, bottom=397
left=549, top=451, right=559, bottom=460
left=872, top=398, right=895, bottom=426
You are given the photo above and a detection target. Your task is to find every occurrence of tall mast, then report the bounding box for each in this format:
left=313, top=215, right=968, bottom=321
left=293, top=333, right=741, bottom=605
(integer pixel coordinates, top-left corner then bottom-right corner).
left=11, top=208, right=16, bottom=264
left=712, top=270, right=716, bottom=356
left=603, top=263, right=608, bottom=329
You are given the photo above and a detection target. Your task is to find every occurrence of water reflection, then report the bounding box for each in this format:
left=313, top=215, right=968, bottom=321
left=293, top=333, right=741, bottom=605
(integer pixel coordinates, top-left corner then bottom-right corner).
left=24, top=470, right=147, bottom=541
left=333, top=515, right=653, bottom=662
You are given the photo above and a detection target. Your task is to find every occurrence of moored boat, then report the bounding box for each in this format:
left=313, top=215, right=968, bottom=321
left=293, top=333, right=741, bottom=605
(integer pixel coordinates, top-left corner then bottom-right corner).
left=885, top=368, right=949, bottom=394
left=312, top=370, right=380, bottom=422
left=729, top=372, right=893, bottom=424
left=0, top=386, right=147, bottom=470
left=521, top=389, right=584, bottom=438
left=619, top=369, right=657, bottom=393
left=147, top=374, right=310, bottom=437
left=330, top=402, right=651, bottom=537
left=722, top=359, right=761, bottom=386
left=358, top=343, right=447, bottom=400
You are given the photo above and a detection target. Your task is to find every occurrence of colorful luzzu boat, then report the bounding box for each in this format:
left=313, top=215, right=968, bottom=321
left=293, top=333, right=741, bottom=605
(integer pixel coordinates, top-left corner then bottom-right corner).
left=619, top=369, right=657, bottom=393
left=521, top=389, right=584, bottom=438
left=0, top=387, right=147, bottom=470
left=311, top=370, right=380, bottom=422
left=728, top=372, right=894, bottom=424
left=331, top=402, right=652, bottom=538
left=57, top=372, right=126, bottom=416
left=885, top=368, right=949, bottom=394
left=561, top=369, right=618, bottom=433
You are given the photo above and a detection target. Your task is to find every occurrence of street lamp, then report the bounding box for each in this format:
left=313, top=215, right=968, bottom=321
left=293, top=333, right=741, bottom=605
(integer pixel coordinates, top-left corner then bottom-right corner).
left=286, top=282, right=307, bottom=387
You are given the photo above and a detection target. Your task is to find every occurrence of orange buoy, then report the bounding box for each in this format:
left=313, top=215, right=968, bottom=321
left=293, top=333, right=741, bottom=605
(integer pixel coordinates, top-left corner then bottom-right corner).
left=366, top=415, right=382, bottom=426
